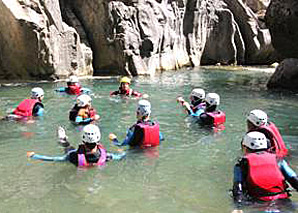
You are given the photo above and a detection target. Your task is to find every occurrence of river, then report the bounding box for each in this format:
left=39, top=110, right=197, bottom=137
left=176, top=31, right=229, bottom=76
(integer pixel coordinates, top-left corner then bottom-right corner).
left=1, top=67, right=298, bottom=212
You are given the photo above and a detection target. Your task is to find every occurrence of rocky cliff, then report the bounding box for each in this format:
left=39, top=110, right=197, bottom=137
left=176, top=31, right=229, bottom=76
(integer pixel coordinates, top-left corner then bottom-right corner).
left=0, top=0, right=92, bottom=80
left=0, top=0, right=277, bottom=79
left=265, top=0, right=298, bottom=91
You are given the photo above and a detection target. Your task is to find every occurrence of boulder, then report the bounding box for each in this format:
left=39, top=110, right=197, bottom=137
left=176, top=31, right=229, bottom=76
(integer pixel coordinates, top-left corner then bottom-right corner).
left=265, top=0, right=298, bottom=58
left=267, top=58, right=298, bottom=91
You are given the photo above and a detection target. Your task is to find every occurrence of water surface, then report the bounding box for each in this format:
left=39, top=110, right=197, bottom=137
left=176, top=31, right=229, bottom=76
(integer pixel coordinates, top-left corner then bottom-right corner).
left=1, top=67, right=298, bottom=212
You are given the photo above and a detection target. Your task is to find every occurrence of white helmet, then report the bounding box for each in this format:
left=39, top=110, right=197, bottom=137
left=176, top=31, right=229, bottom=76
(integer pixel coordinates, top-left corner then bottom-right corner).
left=136, top=100, right=151, bottom=117
left=68, top=75, right=79, bottom=83
left=76, top=94, right=92, bottom=107
left=205, top=93, right=220, bottom=106
left=190, top=88, right=205, bottom=100
left=247, top=109, right=267, bottom=127
left=31, top=87, right=44, bottom=99
left=82, top=124, right=101, bottom=144
left=242, top=131, right=267, bottom=150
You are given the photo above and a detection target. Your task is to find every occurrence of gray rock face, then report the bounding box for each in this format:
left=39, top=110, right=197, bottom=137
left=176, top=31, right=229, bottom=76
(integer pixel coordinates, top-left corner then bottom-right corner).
left=201, top=8, right=245, bottom=65
left=222, top=0, right=277, bottom=64
left=267, top=58, right=298, bottom=91
left=0, top=0, right=92, bottom=80
left=265, top=0, right=298, bottom=58
left=0, top=0, right=279, bottom=79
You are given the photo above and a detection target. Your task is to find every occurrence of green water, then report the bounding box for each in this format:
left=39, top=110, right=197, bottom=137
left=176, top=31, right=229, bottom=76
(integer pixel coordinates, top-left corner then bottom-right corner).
left=1, top=67, right=298, bottom=213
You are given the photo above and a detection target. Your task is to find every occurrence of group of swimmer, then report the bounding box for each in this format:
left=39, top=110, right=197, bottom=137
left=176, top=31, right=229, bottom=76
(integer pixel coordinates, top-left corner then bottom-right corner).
left=4, top=75, right=298, bottom=211
left=177, top=88, right=298, bottom=211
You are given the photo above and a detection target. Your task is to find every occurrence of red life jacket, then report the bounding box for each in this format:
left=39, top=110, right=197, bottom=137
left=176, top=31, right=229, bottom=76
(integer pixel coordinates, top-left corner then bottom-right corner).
left=253, top=122, right=288, bottom=158
left=206, top=110, right=226, bottom=126
left=67, top=84, right=82, bottom=95
left=246, top=152, right=289, bottom=201
left=136, top=122, right=160, bottom=148
left=78, top=144, right=107, bottom=167
left=13, top=99, right=42, bottom=117
left=111, top=88, right=142, bottom=97
left=88, top=108, right=97, bottom=118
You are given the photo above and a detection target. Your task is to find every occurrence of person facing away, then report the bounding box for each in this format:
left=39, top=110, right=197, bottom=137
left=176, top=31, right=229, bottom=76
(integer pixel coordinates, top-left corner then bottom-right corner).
left=246, top=109, right=288, bottom=158
left=69, top=94, right=100, bottom=125
left=27, top=124, right=125, bottom=167
left=55, top=75, right=91, bottom=95
left=198, top=93, right=226, bottom=127
left=109, top=99, right=164, bottom=148
left=232, top=131, right=298, bottom=209
left=177, top=88, right=206, bottom=117
left=11, top=87, right=44, bottom=117
left=110, top=76, right=145, bottom=98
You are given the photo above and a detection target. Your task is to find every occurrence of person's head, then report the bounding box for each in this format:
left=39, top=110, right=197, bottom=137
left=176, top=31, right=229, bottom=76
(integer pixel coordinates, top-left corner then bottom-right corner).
left=190, top=88, right=205, bottom=105
left=247, top=109, right=267, bottom=130
left=67, top=75, right=79, bottom=86
left=82, top=124, right=101, bottom=149
left=205, top=93, right=220, bottom=111
left=242, top=131, right=267, bottom=153
left=31, top=87, right=44, bottom=101
left=76, top=94, right=92, bottom=108
left=136, top=99, right=151, bottom=120
left=119, top=76, right=131, bottom=91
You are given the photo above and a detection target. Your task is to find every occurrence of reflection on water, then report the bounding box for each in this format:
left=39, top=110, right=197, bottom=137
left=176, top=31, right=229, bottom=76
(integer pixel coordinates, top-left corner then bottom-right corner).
left=1, top=67, right=298, bottom=212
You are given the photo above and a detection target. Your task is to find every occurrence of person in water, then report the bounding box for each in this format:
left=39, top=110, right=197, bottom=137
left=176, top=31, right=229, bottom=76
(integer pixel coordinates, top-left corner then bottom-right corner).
left=232, top=131, right=298, bottom=210
left=69, top=94, right=100, bottom=125
left=177, top=88, right=206, bottom=117
left=246, top=109, right=288, bottom=158
left=27, top=124, right=125, bottom=167
left=198, top=93, right=226, bottom=127
left=10, top=87, right=45, bottom=117
left=55, top=75, right=91, bottom=95
left=109, top=99, right=164, bottom=148
left=110, top=76, right=147, bottom=98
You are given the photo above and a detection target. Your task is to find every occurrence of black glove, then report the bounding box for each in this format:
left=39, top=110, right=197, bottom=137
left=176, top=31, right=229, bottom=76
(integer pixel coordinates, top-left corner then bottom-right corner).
left=288, top=176, right=298, bottom=191
left=233, top=182, right=245, bottom=207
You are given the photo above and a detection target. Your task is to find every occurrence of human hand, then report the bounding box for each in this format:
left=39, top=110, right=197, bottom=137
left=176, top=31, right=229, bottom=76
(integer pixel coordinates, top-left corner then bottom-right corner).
left=177, top=97, right=184, bottom=103
left=231, top=210, right=243, bottom=213
left=93, top=114, right=100, bottom=120
left=142, top=94, right=149, bottom=99
left=109, top=133, right=117, bottom=141
left=57, top=126, right=67, bottom=140
left=27, top=151, right=35, bottom=158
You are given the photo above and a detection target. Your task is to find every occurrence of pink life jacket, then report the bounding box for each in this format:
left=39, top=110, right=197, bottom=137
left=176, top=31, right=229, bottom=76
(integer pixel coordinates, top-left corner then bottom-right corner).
left=136, top=122, right=160, bottom=148
left=206, top=110, right=226, bottom=126
left=78, top=144, right=107, bottom=167
left=13, top=99, right=41, bottom=117
left=67, top=84, right=82, bottom=95
left=246, top=152, right=289, bottom=201
left=254, top=122, right=288, bottom=158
